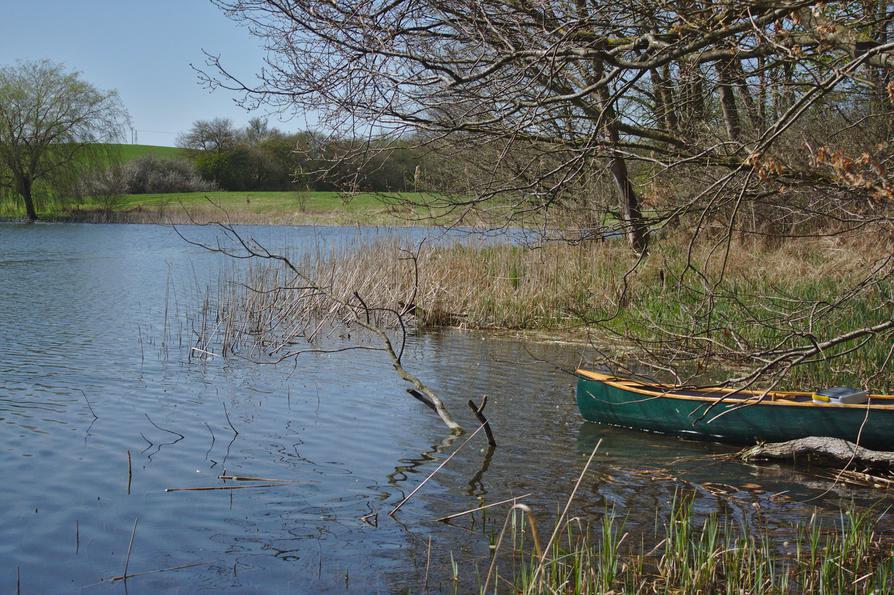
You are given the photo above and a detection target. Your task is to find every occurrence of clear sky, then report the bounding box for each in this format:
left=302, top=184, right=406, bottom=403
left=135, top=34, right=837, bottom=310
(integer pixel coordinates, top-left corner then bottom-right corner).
left=0, top=1, right=298, bottom=146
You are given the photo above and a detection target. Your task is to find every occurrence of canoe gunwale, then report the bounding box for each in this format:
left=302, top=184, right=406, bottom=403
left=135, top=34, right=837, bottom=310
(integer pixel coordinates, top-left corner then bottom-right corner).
left=575, top=369, right=894, bottom=411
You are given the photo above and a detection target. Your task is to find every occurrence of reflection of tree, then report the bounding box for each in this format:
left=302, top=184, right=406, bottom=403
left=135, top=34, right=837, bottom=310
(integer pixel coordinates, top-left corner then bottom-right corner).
left=386, top=433, right=459, bottom=495
left=466, top=445, right=495, bottom=498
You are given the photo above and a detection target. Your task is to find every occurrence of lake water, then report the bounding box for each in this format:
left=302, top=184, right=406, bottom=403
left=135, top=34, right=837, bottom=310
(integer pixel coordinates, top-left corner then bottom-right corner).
left=0, top=223, right=885, bottom=593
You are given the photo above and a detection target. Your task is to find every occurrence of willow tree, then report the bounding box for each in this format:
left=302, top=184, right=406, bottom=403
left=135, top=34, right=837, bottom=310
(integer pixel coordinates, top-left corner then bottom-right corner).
left=0, top=60, right=128, bottom=221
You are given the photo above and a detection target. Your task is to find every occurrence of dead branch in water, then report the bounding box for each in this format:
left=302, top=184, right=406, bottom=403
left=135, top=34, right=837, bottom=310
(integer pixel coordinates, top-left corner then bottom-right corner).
left=468, top=396, right=496, bottom=447
left=175, top=221, right=465, bottom=434
left=165, top=483, right=290, bottom=492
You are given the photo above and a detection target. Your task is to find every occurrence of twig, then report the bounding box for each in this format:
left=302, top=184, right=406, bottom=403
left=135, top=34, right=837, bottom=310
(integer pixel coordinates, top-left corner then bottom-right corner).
left=436, top=493, right=531, bottom=523
left=127, top=450, right=132, bottom=495
left=165, top=483, right=288, bottom=492
left=144, top=414, right=185, bottom=439
left=204, top=422, right=215, bottom=460
left=78, top=389, right=98, bottom=420
left=222, top=402, right=239, bottom=436
left=360, top=511, right=378, bottom=527
left=389, top=423, right=486, bottom=517
left=108, top=562, right=205, bottom=583
left=423, top=536, right=432, bottom=593
left=123, top=517, right=139, bottom=581
left=218, top=475, right=293, bottom=482
left=468, top=396, right=496, bottom=446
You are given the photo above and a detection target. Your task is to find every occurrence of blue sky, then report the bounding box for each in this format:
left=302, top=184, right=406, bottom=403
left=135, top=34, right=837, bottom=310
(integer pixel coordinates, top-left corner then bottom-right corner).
left=0, top=1, right=301, bottom=146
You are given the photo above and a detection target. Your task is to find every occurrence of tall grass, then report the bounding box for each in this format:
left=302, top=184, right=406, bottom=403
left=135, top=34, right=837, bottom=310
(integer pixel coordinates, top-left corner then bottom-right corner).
left=296, top=235, right=892, bottom=390
left=187, top=230, right=891, bottom=391
left=485, top=493, right=893, bottom=594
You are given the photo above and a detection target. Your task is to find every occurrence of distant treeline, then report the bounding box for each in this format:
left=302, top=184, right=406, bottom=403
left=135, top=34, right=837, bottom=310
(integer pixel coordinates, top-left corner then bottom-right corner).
left=0, top=117, right=446, bottom=207
left=171, top=117, right=431, bottom=194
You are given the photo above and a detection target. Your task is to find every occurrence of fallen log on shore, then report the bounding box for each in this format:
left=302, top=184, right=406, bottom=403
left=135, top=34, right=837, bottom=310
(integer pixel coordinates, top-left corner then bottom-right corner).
left=740, top=437, right=894, bottom=470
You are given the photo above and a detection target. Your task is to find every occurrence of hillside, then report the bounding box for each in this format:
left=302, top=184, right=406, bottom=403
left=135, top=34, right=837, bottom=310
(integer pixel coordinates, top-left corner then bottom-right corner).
left=100, top=143, right=186, bottom=162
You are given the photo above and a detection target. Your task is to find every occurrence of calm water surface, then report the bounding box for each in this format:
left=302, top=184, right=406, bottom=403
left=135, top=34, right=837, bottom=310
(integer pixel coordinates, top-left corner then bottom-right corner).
left=0, top=223, right=886, bottom=593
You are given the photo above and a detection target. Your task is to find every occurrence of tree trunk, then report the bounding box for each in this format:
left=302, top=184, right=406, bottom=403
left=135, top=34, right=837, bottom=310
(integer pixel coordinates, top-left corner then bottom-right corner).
left=598, top=86, right=649, bottom=254
left=731, top=59, right=763, bottom=132
left=608, top=152, right=648, bottom=254
left=19, top=176, right=37, bottom=222
left=661, top=63, right=678, bottom=132
left=716, top=60, right=742, bottom=141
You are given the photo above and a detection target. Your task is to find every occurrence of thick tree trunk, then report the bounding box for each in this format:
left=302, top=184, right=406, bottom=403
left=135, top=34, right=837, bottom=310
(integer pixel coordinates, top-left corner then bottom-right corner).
left=598, top=87, right=649, bottom=254
left=19, top=176, right=37, bottom=222
left=661, top=63, right=678, bottom=132
left=608, top=152, right=648, bottom=254
left=716, top=60, right=742, bottom=141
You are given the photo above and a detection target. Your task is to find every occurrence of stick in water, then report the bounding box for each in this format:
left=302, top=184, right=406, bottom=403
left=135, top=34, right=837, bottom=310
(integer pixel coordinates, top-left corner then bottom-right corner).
left=468, top=396, right=496, bottom=446
left=435, top=493, right=531, bottom=523
left=165, top=483, right=287, bottom=492
left=218, top=475, right=292, bottom=482
left=123, top=517, right=139, bottom=581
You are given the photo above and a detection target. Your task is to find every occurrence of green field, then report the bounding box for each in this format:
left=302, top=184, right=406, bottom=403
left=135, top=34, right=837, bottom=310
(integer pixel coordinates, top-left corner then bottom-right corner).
left=101, top=143, right=186, bottom=162
left=0, top=190, right=450, bottom=226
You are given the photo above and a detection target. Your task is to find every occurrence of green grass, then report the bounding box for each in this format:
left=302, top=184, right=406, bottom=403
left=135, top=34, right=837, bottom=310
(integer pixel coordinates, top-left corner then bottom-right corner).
left=116, top=190, right=406, bottom=212
left=100, top=143, right=186, bottom=162
left=0, top=189, right=450, bottom=226
left=482, top=492, right=894, bottom=593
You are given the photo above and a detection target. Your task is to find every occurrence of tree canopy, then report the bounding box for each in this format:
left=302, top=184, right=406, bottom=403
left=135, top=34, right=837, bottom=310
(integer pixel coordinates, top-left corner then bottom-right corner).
left=203, top=1, right=894, bottom=391
left=0, top=60, right=128, bottom=221
left=204, top=1, right=893, bottom=251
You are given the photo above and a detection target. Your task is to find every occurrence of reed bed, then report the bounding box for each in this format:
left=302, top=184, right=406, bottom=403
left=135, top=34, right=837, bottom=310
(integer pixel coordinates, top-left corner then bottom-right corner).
left=483, top=494, right=893, bottom=594
left=197, top=232, right=891, bottom=390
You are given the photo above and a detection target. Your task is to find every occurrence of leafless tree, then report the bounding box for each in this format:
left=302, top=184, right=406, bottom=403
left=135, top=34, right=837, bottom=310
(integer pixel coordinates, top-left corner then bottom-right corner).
left=200, top=2, right=894, bottom=392
left=202, top=1, right=890, bottom=247
left=177, top=117, right=240, bottom=152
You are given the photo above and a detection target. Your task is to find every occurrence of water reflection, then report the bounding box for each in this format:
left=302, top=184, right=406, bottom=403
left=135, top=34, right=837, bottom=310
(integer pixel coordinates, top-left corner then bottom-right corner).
left=0, top=223, right=890, bottom=593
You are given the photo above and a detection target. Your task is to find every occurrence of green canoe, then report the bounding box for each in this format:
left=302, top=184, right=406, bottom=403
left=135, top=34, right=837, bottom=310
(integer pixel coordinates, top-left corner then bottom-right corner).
left=576, top=370, right=894, bottom=450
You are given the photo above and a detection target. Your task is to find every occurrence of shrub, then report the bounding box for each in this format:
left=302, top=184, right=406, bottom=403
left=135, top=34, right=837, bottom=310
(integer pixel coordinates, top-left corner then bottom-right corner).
left=125, top=155, right=215, bottom=194
left=78, top=164, right=128, bottom=215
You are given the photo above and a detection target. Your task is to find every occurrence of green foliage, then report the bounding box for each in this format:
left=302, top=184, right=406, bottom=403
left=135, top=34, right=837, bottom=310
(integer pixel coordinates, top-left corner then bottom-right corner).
left=0, top=60, right=128, bottom=219
left=487, top=494, right=893, bottom=594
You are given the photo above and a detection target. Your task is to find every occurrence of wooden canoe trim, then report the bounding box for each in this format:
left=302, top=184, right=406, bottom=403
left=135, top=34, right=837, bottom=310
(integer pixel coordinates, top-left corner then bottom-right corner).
left=575, top=369, right=894, bottom=410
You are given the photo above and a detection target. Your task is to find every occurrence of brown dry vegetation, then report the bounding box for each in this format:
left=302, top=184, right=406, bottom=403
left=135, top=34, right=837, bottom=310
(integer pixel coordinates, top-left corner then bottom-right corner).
left=204, top=232, right=892, bottom=391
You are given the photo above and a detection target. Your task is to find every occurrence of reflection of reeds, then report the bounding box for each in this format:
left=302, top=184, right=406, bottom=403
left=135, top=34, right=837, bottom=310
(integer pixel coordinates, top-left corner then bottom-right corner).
left=481, top=492, right=892, bottom=594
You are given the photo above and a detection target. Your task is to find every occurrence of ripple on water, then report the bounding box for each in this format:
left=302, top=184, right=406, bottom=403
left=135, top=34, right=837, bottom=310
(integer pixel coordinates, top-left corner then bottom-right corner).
left=0, top=223, right=887, bottom=593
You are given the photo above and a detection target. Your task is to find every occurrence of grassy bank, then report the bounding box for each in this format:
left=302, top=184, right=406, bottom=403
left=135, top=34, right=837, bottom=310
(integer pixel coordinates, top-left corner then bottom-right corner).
left=209, top=234, right=891, bottom=392
left=477, top=493, right=893, bottom=593
left=102, top=143, right=185, bottom=162
left=0, top=190, right=450, bottom=226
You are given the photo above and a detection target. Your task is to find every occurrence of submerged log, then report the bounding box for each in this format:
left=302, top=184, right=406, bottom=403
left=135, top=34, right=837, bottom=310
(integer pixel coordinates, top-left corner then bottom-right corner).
left=740, top=437, right=894, bottom=470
